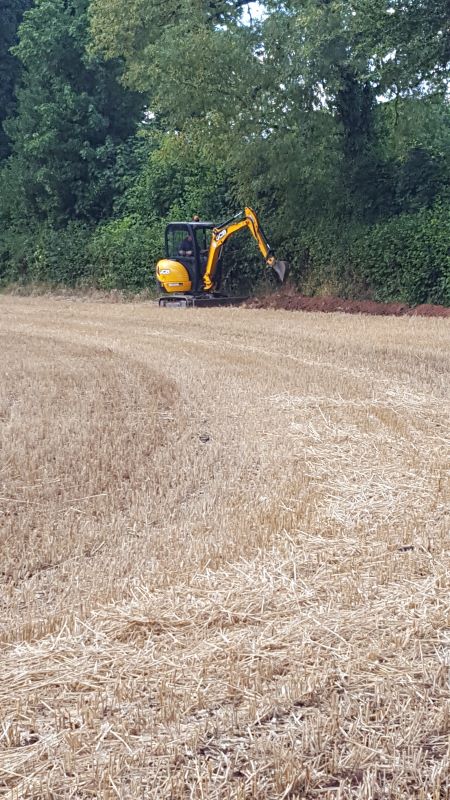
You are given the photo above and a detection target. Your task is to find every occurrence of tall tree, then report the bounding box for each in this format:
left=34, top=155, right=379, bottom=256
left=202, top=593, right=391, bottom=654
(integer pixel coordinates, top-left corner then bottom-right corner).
left=0, top=0, right=31, bottom=159
left=89, top=0, right=261, bottom=131
left=5, top=0, right=142, bottom=223
left=353, top=0, right=450, bottom=96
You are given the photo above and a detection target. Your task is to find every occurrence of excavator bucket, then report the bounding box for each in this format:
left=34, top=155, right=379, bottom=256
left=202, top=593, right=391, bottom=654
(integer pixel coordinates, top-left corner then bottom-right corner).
left=272, top=260, right=288, bottom=283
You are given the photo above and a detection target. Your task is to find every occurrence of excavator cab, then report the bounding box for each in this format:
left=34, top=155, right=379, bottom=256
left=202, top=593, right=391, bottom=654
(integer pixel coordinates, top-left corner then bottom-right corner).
left=160, top=222, right=217, bottom=294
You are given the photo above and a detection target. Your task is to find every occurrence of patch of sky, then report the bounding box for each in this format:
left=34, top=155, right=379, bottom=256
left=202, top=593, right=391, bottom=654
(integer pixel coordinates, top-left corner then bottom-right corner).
left=243, top=2, right=268, bottom=25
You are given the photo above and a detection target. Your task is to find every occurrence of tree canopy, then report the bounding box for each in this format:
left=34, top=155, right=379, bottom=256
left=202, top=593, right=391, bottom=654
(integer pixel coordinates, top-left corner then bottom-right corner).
left=3, top=0, right=142, bottom=223
left=0, top=0, right=32, bottom=158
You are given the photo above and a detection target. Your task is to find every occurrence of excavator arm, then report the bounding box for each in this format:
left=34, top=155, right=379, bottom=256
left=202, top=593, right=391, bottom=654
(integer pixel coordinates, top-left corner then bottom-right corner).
left=202, top=207, right=288, bottom=292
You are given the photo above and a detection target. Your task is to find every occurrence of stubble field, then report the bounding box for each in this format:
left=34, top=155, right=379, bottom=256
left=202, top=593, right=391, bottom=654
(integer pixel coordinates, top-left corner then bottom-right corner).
left=0, top=296, right=449, bottom=799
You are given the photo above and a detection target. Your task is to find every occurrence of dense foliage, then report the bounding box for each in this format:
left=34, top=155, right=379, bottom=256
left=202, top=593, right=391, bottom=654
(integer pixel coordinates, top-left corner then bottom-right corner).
left=0, top=0, right=32, bottom=159
left=1, top=0, right=449, bottom=304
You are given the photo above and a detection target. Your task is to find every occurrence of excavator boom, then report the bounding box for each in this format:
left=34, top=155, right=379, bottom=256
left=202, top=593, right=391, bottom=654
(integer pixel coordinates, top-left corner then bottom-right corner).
left=203, top=207, right=287, bottom=292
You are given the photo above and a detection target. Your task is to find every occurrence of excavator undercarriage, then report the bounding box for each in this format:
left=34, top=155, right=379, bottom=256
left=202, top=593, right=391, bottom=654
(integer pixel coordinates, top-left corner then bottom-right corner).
left=158, top=293, right=250, bottom=308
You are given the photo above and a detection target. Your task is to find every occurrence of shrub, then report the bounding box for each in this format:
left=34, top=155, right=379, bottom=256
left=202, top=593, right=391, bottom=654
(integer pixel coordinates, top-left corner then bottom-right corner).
left=287, top=199, right=450, bottom=306
left=89, top=215, right=162, bottom=291
left=356, top=200, right=450, bottom=306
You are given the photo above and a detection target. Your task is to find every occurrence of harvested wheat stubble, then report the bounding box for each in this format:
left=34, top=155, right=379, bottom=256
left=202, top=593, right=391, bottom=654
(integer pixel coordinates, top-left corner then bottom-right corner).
left=0, top=297, right=449, bottom=799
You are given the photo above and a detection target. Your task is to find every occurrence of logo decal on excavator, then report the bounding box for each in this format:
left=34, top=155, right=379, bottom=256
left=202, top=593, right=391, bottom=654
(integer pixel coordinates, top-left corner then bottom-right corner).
left=215, top=229, right=227, bottom=242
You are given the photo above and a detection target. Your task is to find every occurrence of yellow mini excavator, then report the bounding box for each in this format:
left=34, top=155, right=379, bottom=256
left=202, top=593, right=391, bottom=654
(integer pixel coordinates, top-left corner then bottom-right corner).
left=156, top=207, right=288, bottom=307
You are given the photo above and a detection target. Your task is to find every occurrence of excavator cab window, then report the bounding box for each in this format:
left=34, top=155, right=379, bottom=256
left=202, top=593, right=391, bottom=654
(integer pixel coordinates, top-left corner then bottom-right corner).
left=195, top=227, right=212, bottom=275
left=195, top=227, right=210, bottom=255
left=167, top=226, right=194, bottom=260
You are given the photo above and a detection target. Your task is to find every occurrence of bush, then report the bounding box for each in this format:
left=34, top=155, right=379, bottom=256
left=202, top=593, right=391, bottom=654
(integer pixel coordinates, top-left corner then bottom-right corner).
left=0, top=228, right=32, bottom=286
left=32, top=224, right=94, bottom=285
left=0, top=223, right=94, bottom=287
left=0, top=216, right=161, bottom=293
left=287, top=199, right=450, bottom=306
left=1, top=189, right=448, bottom=304
left=89, top=215, right=162, bottom=291
left=356, top=200, right=450, bottom=306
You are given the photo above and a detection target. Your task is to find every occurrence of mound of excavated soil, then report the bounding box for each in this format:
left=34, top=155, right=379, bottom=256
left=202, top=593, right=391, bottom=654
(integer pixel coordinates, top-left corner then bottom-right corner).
left=247, top=290, right=450, bottom=317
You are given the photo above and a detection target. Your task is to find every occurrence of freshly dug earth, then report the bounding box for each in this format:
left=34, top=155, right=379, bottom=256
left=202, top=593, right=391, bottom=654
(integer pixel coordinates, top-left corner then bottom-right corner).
left=0, top=297, right=449, bottom=799
left=247, top=288, right=450, bottom=317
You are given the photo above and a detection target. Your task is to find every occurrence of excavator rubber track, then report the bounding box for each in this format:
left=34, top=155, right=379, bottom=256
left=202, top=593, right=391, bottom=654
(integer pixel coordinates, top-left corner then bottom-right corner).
left=158, top=294, right=249, bottom=309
